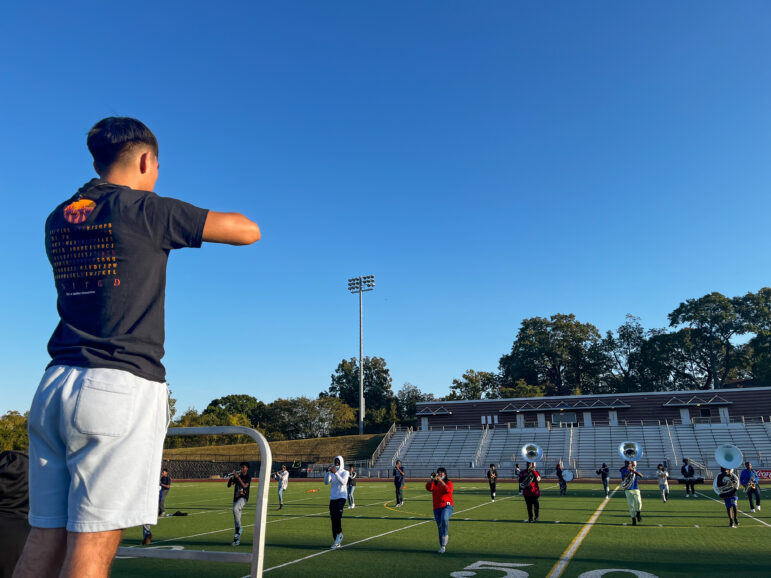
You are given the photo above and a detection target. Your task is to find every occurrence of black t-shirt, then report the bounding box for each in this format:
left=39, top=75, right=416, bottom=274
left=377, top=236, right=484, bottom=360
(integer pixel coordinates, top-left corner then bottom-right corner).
left=45, top=179, right=209, bottom=382
left=348, top=471, right=357, bottom=486
left=231, top=473, right=251, bottom=502
left=160, top=475, right=171, bottom=489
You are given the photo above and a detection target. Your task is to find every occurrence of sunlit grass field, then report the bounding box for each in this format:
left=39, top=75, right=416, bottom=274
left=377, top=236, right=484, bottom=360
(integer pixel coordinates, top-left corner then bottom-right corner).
left=113, top=480, right=770, bottom=577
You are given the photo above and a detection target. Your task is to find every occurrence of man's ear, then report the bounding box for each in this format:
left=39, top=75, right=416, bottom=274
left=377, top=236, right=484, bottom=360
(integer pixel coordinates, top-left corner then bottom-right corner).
left=139, top=151, right=149, bottom=174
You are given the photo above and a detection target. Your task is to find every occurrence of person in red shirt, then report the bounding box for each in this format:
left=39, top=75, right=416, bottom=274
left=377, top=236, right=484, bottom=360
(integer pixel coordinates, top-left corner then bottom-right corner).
left=425, top=467, right=454, bottom=553
left=518, top=462, right=541, bottom=523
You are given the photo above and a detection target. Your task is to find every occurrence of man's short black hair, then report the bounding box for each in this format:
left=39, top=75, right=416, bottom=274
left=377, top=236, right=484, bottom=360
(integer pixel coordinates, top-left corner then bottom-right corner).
left=87, top=117, right=158, bottom=174
left=239, top=461, right=249, bottom=468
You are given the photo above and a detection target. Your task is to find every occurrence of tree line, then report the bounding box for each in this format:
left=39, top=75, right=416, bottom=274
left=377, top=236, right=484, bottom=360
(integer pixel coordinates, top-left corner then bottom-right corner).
left=3, top=288, right=770, bottom=449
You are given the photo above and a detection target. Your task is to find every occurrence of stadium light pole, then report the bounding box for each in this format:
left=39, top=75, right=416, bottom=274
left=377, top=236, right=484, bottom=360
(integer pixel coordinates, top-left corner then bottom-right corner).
left=348, top=275, right=375, bottom=435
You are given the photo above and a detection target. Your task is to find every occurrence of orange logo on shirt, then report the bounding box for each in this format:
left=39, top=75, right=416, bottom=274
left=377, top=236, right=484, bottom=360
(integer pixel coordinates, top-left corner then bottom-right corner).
left=64, top=199, right=96, bottom=223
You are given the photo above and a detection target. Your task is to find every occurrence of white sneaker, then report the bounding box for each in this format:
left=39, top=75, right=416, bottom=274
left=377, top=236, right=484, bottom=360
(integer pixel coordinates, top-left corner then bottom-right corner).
left=751, top=508, right=755, bottom=513
left=438, top=546, right=445, bottom=554
left=351, top=504, right=355, bottom=509
left=684, top=494, right=689, bottom=498
left=757, top=506, right=761, bottom=511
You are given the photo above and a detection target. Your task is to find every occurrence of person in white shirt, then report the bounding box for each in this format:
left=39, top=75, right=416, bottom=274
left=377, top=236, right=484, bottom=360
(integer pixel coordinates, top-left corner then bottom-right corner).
left=656, top=464, right=670, bottom=503
left=324, top=456, right=349, bottom=549
left=274, top=465, right=289, bottom=510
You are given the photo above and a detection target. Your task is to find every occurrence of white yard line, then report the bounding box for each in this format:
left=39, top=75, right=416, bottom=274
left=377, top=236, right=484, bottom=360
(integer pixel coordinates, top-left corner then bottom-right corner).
left=257, top=495, right=515, bottom=574
left=695, top=491, right=771, bottom=528
left=545, top=486, right=620, bottom=578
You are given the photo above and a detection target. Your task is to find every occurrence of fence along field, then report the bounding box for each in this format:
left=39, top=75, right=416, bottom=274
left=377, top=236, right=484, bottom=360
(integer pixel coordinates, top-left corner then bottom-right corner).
left=113, top=480, right=771, bottom=578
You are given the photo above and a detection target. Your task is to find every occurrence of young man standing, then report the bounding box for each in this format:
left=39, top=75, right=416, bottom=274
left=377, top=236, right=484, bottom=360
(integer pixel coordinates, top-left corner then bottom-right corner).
left=141, top=469, right=172, bottom=545
left=159, top=468, right=171, bottom=516
left=716, top=467, right=740, bottom=528
left=228, top=462, right=251, bottom=546
left=656, top=464, right=669, bottom=503
left=14, top=117, right=260, bottom=578
left=596, top=463, right=610, bottom=498
left=739, top=462, right=761, bottom=513
left=393, top=460, right=405, bottom=507
left=518, top=462, right=541, bottom=523
left=681, top=459, right=696, bottom=497
left=486, top=464, right=497, bottom=502
left=621, top=461, right=643, bottom=526
left=275, top=465, right=289, bottom=510
left=347, top=464, right=357, bottom=509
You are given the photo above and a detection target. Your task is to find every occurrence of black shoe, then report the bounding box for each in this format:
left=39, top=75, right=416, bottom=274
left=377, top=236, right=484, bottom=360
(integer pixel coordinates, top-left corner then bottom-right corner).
left=636, top=511, right=642, bottom=522
left=279, top=504, right=283, bottom=510
left=631, top=518, right=636, bottom=526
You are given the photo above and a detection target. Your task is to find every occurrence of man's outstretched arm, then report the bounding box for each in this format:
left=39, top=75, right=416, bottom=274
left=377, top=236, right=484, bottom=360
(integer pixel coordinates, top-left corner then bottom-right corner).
left=202, top=211, right=261, bottom=245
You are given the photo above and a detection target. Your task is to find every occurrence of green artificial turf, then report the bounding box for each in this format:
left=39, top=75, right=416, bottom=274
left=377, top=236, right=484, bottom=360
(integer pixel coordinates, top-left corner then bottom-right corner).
left=112, top=481, right=770, bottom=578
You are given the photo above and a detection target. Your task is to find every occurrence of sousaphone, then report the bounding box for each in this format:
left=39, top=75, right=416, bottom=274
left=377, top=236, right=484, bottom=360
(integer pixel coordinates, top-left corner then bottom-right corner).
left=713, top=444, right=742, bottom=497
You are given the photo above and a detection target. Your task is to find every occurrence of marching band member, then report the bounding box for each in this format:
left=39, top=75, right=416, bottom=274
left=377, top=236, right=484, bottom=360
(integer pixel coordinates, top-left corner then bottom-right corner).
left=681, top=459, right=696, bottom=497
left=739, top=461, right=761, bottom=513
left=620, top=460, right=643, bottom=525
left=518, top=462, right=541, bottom=523
left=426, top=467, right=454, bottom=554
left=656, top=464, right=669, bottom=503
left=486, top=464, right=498, bottom=502
left=514, top=463, right=522, bottom=495
left=716, top=466, right=740, bottom=528
left=324, top=456, right=349, bottom=549
left=597, top=463, right=610, bottom=498
left=556, top=463, right=567, bottom=496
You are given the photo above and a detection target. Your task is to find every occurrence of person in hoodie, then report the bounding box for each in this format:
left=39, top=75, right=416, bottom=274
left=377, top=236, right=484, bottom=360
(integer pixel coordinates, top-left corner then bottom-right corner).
left=425, top=467, right=454, bottom=554
left=324, top=456, right=349, bottom=549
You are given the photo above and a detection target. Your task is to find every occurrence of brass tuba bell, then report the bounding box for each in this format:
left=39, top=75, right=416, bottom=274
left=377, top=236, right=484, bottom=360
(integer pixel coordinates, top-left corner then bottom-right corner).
left=618, top=441, right=643, bottom=462
left=521, top=443, right=543, bottom=463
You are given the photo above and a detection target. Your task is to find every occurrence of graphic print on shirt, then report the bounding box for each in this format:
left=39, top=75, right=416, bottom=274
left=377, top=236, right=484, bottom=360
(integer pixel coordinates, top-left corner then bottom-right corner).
left=63, top=199, right=96, bottom=223
left=49, top=220, right=119, bottom=295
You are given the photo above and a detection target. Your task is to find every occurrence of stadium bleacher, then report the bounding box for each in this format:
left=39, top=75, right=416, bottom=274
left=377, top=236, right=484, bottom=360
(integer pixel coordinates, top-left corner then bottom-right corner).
left=370, top=421, right=771, bottom=479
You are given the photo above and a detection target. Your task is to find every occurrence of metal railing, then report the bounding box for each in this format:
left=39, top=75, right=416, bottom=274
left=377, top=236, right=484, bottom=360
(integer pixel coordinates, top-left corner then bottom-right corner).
left=369, top=422, right=397, bottom=466
left=472, top=425, right=489, bottom=466
left=116, top=426, right=272, bottom=578
left=391, top=427, right=413, bottom=465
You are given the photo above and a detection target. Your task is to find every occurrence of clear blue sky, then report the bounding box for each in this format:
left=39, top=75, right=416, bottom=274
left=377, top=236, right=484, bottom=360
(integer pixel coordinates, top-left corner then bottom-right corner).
left=2, top=1, right=770, bottom=415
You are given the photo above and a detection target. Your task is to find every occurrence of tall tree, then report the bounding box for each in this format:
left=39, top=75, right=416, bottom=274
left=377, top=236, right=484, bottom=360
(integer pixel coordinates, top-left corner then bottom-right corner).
left=499, top=314, right=606, bottom=396
left=448, top=370, right=498, bottom=400
left=328, top=356, right=395, bottom=413
left=396, top=383, right=435, bottom=423
left=601, top=315, right=645, bottom=393
left=668, top=292, right=749, bottom=389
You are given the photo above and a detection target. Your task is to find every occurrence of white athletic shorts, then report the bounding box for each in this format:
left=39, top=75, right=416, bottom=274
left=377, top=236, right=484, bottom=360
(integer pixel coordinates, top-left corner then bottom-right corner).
left=28, top=365, right=169, bottom=532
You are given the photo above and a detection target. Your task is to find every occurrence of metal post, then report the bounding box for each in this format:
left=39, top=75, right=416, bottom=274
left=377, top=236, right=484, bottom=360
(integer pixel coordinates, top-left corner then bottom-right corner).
left=348, top=275, right=374, bottom=436
left=359, top=288, right=365, bottom=435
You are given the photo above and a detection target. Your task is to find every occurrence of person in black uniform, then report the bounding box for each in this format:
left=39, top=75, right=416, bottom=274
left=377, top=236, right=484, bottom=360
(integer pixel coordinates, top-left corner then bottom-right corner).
left=486, top=464, right=498, bottom=502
